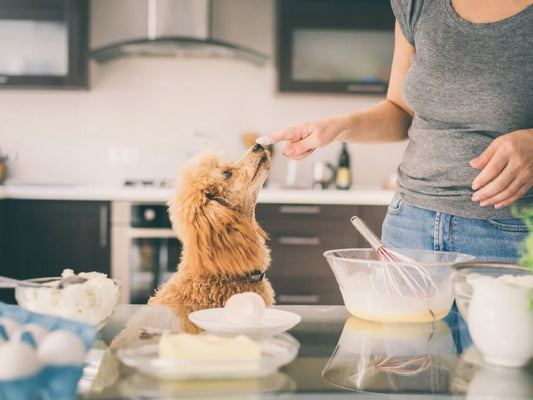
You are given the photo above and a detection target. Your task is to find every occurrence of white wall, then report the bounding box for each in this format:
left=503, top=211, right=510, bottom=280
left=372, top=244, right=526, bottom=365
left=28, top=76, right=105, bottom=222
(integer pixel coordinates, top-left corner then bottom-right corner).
left=0, top=56, right=407, bottom=188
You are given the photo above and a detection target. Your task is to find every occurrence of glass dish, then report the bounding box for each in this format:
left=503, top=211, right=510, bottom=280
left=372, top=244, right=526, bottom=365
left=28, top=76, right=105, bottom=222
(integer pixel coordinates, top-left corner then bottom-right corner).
left=15, top=276, right=121, bottom=330
left=324, top=248, right=475, bottom=323
left=322, top=316, right=458, bottom=393
left=117, top=333, right=300, bottom=380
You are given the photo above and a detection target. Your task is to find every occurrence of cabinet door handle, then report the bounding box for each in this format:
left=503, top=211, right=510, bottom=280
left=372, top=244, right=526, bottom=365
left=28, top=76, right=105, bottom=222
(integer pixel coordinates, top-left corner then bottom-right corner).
left=279, top=205, right=321, bottom=214
left=127, top=228, right=176, bottom=239
left=277, top=294, right=320, bottom=304
left=278, top=236, right=320, bottom=246
left=99, top=204, right=109, bottom=248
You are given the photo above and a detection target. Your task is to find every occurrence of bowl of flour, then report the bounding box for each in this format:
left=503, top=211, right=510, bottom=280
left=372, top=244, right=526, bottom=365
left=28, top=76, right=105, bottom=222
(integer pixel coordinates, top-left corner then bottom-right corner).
left=15, top=269, right=121, bottom=330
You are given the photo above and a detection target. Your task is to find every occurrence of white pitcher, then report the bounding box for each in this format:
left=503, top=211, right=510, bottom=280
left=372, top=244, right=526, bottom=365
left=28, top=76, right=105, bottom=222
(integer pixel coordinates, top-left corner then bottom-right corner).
left=467, top=275, right=533, bottom=368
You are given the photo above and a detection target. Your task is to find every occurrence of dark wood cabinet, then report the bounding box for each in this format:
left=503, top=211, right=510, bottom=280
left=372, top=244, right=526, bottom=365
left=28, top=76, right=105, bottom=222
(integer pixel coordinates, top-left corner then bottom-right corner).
left=0, top=0, right=89, bottom=89
left=0, top=199, right=9, bottom=303
left=0, top=200, right=110, bottom=303
left=257, top=203, right=387, bottom=305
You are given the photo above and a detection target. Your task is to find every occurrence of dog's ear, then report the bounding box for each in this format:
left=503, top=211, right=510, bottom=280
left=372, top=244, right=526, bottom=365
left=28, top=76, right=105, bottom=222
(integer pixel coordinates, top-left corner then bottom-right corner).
left=185, top=197, right=265, bottom=276
left=167, top=152, right=221, bottom=240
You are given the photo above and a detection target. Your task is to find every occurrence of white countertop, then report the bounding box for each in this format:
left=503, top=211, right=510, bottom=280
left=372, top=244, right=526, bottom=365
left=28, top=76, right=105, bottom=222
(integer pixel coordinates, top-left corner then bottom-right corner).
left=0, top=184, right=395, bottom=205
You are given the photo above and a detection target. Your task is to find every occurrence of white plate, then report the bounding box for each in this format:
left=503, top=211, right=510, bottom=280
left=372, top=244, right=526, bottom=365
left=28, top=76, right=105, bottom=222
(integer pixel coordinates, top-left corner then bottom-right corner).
left=117, top=333, right=300, bottom=380
left=188, top=308, right=302, bottom=336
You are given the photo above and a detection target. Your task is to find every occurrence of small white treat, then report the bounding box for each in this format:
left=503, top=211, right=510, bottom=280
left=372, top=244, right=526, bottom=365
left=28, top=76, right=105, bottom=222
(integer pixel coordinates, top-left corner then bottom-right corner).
left=13, top=323, right=49, bottom=346
left=38, top=330, right=86, bottom=366
left=224, top=292, right=266, bottom=326
left=255, top=136, right=274, bottom=146
left=0, top=341, right=42, bottom=380
left=0, top=318, right=21, bottom=339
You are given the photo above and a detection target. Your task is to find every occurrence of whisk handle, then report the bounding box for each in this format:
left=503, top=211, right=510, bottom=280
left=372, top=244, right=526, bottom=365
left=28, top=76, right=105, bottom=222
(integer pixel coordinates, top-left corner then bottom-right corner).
left=350, top=216, right=384, bottom=251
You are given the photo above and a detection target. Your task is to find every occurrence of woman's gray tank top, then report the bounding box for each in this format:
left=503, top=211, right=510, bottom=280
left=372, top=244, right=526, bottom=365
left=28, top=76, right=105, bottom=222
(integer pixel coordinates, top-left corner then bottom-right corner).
left=390, top=0, right=533, bottom=219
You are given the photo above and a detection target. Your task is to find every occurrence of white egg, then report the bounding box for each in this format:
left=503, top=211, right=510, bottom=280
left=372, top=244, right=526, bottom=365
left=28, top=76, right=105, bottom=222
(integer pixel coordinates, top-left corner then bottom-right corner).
left=224, top=292, right=266, bottom=326
left=38, top=330, right=86, bottom=366
left=13, top=323, right=49, bottom=346
left=0, top=341, right=42, bottom=380
left=0, top=318, right=21, bottom=340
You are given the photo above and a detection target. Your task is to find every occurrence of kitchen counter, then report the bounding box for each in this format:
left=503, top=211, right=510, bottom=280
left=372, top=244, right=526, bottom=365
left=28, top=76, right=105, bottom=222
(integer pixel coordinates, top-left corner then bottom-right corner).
left=77, top=304, right=532, bottom=399
left=0, top=184, right=395, bottom=205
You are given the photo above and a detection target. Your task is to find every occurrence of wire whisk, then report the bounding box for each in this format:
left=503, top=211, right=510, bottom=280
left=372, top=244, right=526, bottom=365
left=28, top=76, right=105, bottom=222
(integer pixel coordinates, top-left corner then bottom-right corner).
left=350, top=216, right=439, bottom=317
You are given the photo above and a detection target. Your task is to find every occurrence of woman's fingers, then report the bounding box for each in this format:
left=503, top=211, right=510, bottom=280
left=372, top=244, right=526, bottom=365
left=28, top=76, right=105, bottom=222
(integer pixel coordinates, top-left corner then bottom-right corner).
left=474, top=168, right=525, bottom=207
left=493, top=184, right=531, bottom=209
left=470, top=146, right=508, bottom=191
left=469, top=140, right=497, bottom=171
left=281, top=146, right=315, bottom=160
left=257, top=122, right=320, bottom=160
left=257, top=123, right=313, bottom=146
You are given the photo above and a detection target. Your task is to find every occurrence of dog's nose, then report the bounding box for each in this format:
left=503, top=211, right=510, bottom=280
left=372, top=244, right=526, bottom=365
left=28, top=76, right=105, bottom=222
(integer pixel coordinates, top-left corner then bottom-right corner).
left=252, top=143, right=264, bottom=152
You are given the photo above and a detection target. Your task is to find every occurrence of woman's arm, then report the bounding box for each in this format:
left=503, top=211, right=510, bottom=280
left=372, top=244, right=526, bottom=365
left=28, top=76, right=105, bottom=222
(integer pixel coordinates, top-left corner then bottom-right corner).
left=259, top=22, right=415, bottom=160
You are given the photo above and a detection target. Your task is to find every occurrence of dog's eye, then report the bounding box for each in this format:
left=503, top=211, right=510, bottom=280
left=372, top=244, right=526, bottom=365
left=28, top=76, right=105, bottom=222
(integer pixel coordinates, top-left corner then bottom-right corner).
left=222, top=170, right=232, bottom=180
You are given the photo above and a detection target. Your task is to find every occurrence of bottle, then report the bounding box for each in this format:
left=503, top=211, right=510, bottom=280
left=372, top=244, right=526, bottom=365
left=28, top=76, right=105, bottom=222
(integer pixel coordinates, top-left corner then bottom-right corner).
left=335, top=143, right=351, bottom=190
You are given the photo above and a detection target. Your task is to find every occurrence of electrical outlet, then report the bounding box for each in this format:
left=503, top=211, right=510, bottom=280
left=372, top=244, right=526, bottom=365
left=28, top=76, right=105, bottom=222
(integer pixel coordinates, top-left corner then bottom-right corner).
left=107, top=147, right=140, bottom=165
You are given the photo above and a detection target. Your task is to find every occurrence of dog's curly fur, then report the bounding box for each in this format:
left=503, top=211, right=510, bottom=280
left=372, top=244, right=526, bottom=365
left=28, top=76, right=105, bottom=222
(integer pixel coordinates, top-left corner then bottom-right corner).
left=148, top=145, right=275, bottom=311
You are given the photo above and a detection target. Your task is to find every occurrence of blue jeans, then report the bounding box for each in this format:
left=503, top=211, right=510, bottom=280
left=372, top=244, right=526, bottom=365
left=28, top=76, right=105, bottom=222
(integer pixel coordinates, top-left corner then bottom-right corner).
left=381, top=192, right=529, bottom=263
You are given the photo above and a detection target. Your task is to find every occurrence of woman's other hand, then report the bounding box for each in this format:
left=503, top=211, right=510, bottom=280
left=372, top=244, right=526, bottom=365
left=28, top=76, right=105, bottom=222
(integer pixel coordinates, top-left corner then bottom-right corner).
left=470, top=129, right=533, bottom=208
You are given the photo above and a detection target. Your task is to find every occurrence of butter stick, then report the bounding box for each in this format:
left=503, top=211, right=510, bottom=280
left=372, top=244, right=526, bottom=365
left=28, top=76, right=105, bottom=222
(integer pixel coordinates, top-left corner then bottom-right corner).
left=159, top=333, right=261, bottom=362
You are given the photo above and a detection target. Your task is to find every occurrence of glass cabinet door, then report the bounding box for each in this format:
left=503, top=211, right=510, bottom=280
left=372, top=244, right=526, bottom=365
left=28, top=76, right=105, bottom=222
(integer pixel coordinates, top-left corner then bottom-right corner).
left=277, top=0, right=395, bottom=94
left=0, top=20, right=68, bottom=77
left=292, top=28, right=393, bottom=90
left=0, top=0, right=88, bottom=88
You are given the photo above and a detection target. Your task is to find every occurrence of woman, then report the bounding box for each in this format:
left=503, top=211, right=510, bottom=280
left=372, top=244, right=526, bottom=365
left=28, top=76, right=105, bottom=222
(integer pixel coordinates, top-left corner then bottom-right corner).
left=259, top=0, right=533, bottom=263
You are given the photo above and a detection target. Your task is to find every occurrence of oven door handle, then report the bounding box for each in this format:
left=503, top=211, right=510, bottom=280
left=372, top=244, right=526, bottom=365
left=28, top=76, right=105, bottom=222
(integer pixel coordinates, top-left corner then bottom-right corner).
left=99, top=204, right=109, bottom=248
left=126, top=228, right=176, bottom=238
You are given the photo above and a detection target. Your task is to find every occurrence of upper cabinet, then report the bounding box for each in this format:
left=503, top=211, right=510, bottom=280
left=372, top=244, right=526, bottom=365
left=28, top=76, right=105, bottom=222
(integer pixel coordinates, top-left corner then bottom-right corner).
left=277, top=0, right=395, bottom=94
left=0, top=0, right=89, bottom=89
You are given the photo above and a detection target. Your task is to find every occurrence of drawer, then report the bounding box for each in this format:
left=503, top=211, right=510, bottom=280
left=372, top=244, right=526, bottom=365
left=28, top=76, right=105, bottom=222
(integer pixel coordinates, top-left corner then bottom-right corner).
left=268, top=275, right=343, bottom=305
left=257, top=204, right=359, bottom=219
left=267, top=245, right=342, bottom=305
left=257, top=204, right=359, bottom=231
left=258, top=204, right=362, bottom=242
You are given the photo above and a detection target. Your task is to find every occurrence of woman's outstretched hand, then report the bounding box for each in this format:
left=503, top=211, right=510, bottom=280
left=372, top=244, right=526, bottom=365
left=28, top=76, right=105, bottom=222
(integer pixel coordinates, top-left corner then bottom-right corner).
left=257, top=116, right=347, bottom=160
left=470, top=129, right=533, bottom=209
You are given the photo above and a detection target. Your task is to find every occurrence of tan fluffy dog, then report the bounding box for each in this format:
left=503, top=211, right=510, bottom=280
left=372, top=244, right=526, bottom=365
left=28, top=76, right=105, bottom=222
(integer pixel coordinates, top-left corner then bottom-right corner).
left=149, top=144, right=275, bottom=310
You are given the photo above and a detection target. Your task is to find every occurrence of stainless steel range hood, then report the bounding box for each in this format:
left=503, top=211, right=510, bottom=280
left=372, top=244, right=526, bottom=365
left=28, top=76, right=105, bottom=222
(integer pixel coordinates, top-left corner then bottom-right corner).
left=89, top=0, right=269, bottom=66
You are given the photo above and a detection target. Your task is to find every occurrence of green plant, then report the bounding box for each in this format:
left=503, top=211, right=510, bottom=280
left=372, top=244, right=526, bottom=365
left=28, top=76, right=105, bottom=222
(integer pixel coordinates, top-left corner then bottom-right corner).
left=512, top=206, right=533, bottom=309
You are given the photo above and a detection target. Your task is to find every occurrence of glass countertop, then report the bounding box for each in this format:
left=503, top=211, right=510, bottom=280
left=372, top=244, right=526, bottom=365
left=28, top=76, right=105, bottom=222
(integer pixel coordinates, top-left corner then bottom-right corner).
left=81, top=304, right=533, bottom=399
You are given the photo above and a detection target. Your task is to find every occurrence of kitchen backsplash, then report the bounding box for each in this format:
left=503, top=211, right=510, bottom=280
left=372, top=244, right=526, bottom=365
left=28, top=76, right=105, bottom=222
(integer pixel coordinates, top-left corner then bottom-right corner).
left=0, top=57, right=406, bottom=188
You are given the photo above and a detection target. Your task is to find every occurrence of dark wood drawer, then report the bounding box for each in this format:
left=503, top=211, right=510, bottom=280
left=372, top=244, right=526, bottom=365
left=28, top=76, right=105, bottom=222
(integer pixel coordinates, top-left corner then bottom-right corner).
left=258, top=203, right=387, bottom=305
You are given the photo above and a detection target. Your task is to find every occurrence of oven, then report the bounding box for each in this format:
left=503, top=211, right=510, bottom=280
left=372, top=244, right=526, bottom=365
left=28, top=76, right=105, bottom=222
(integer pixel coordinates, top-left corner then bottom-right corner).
left=111, top=201, right=181, bottom=304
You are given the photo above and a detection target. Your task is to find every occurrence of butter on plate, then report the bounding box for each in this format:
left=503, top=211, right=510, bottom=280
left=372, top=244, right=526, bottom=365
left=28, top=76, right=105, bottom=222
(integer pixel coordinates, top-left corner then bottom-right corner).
left=158, top=333, right=261, bottom=372
left=117, top=331, right=299, bottom=379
